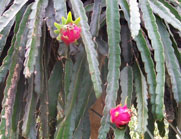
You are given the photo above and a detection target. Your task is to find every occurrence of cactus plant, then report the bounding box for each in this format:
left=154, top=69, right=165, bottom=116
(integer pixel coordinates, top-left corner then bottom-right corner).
left=0, top=0, right=180, bottom=138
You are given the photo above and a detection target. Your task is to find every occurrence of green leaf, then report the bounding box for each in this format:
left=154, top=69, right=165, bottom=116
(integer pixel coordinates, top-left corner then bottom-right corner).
left=140, top=0, right=165, bottom=120
left=74, top=87, right=93, bottom=138
left=157, top=17, right=181, bottom=103
left=98, top=0, right=121, bottom=138
left=39, top=84, right=49, bottom=138
left=0, top=46, right=13, bottom=84
left=0, top=47, right=25, bottom=138
left=70, top=0, right=103, bottom=98
left=100, top=11, right=106, bottom=28
left=119, top=0, right=157, bottom=115
left=96, top=37, right=108, bottom=57
left=0, top=7, right=28, bottom=83
left=2, top=7, right=33, bottom=136
left=85, top=1, right=106, bottom=13
left=159, top=0, right=181, bottom=22
left=55, top=53, right=86, bottom=139
left=55, top=53, right=94, bottom=139
left=11, top=74, right=25, bottom=136
left=0, top=7, right=30, bottom=133
left=156, top=119, right=165, bottom=137
left=121, top=24, right=132, bottom=65
left=128, top=0, right=140, bottom=38
left=70, top=62, right=93, bottom=138
left=64, top=59, right=73, bottom=102
left=0, top=19, right=14, bottom=57
left=149, top=0, right=181, bottom=31
left=90, top=0, right=102, bottom=37
left=166, top=24, right=181, bottom=67
left=37, top=22, right=49, bottom=138
left=0, top=0, right=28, bottom=32
left=134, top=31, right=157, bottom=114
left=118, top=0, right=130, bottom=25
left=53, top=0, right=67, bottom=23
left=55, top=52, right=94, bottom=139
left=48, top=62, right=63, bottom=137
left=46, top=0, right=57, bottom=38
left=85, top=4, right=94, bottom=12
left=120, top=66, right=133, bottom=108
left=73, top=111, right=91, bottom=138
left=34, top=40, right=43, bottom=95
left=133, top=63, right=148, bottom=135
left=10, top=7, right=33, bottom=134
left=22, top=78, right=38, bottom=138
left=114, top=129, right=126, bottom=139
left=24, top=0, right=48, bottom=78
left=0, top=0, right=11, bottom=15
left=13, top=5, right=32, bottom=51
left=144, top=102, right=155, bottom=139
left=73, top=63, right=93, bottom=131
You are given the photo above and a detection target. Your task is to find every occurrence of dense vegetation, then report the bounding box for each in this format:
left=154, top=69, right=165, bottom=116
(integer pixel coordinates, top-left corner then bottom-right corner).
left=0, top=0, right=180, bottom=138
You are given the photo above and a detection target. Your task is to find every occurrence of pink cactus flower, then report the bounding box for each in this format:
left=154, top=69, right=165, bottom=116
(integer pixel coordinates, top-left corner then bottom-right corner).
left=60, top=23, right=81, bottom=45
left=110, top=105, right=131, bottom=127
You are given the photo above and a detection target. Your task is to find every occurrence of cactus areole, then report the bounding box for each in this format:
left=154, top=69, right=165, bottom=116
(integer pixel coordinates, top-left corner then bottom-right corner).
left=110, top=105, right=132, bottom=128
left=54, top=12, right=81, bottom=45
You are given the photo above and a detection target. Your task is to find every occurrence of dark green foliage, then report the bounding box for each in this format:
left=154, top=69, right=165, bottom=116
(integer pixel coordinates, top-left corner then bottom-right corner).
left=0, top=0, right=180, bottom=138
left=156, top=119, right=166, bottom=137
left=144, top=101, right=155, bottom=139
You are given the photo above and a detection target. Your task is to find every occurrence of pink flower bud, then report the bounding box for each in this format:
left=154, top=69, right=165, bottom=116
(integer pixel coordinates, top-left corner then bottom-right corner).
left=110, top=105, right=131, bottom=127
left=60, top=23, right=81, bottom=45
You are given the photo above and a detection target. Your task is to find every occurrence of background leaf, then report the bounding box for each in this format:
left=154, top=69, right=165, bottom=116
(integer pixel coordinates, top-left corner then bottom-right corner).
left=90, top=0, right=102, bottom=37
left=0, top=0, right=11, bottom=15
left=21, top=78, right=38, bottom=138
left=0, top=0, right=28, bottom=32
left=0, top=0, right=180, bottom=138
left=120, top=66, right=133, bottom=108
left=55, top=52, right=86, bottom=139
left=24, top=0, right=48, bottom=77
left=149, top=0, right=181, bottom=31
left=133, top=63, right=148, bottom=135
left=53, top=0, right=67, bottom=23
left=0, top=19, right=14, bottom=57
left=70, top=0, right=102, bottom=98
left=119, top=0, right=157, bottom=114
left=114, top=129, right=126, bottom=139
left=140, top=0, right=165, bottom=120
left=156, top=17, right=181, bottom=103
